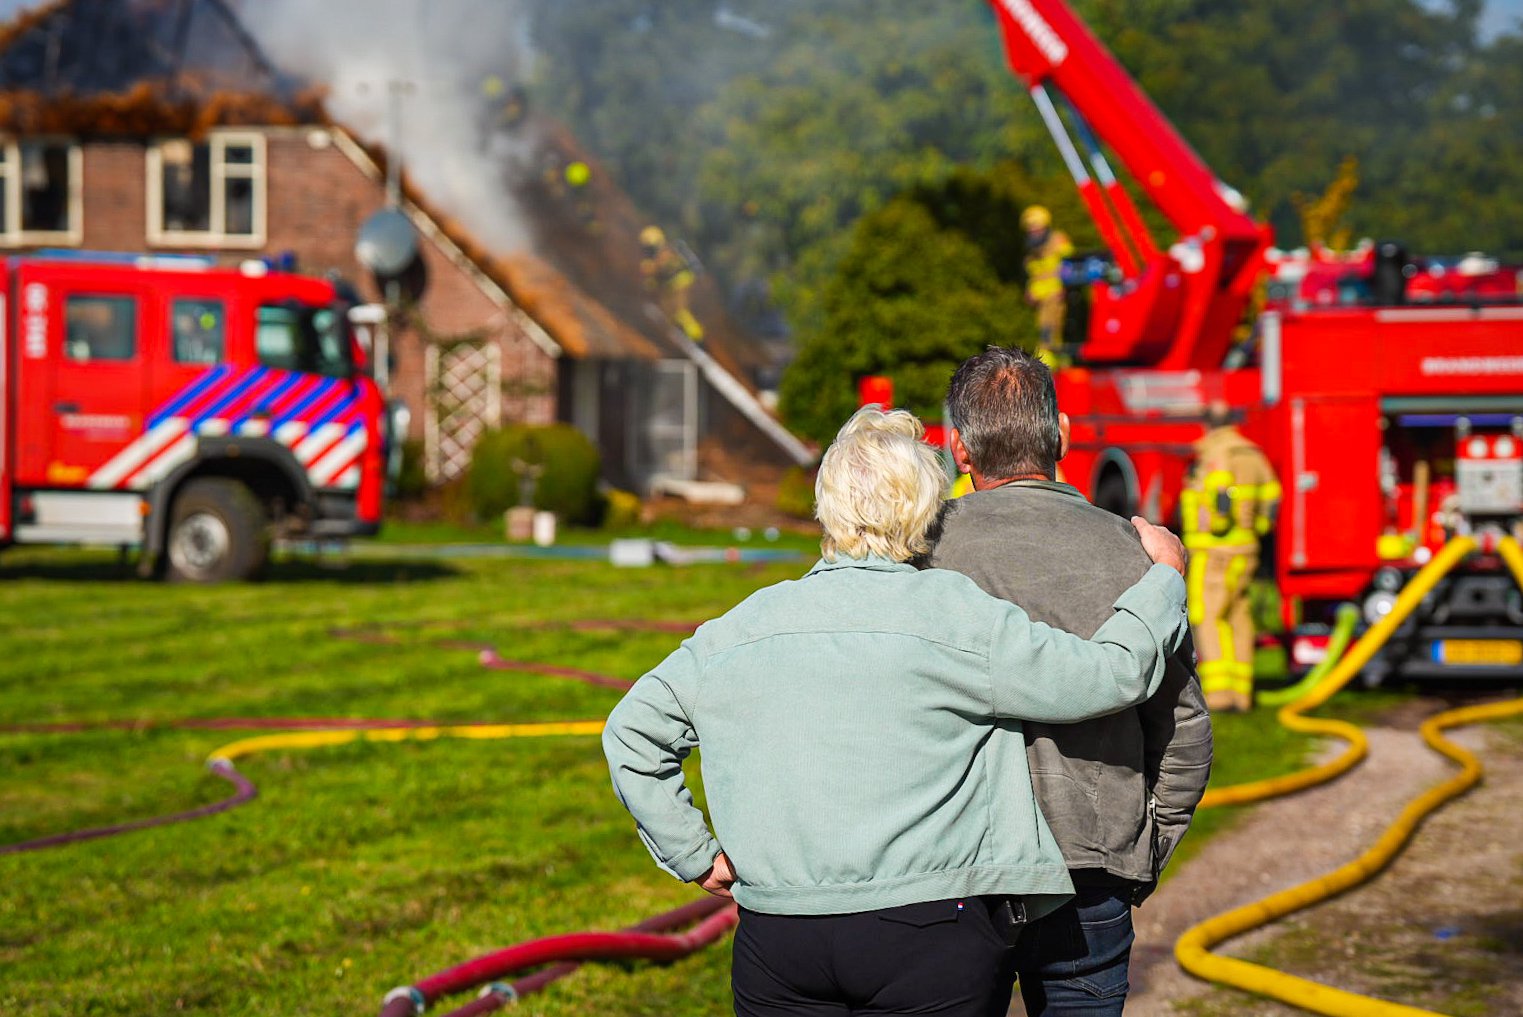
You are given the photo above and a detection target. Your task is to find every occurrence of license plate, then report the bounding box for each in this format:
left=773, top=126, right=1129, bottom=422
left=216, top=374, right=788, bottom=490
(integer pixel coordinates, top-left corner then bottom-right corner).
left=1434, top=640, right=1523, bottom=666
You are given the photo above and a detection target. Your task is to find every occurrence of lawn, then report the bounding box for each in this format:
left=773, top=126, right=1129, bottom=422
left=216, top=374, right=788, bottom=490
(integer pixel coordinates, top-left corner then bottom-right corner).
left=0, top=544, right=1321, bottom=1016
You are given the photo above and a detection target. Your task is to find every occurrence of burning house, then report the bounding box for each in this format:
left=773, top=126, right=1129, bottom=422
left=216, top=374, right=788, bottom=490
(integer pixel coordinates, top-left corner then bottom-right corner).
left=0, top=0, right=808, bottom=498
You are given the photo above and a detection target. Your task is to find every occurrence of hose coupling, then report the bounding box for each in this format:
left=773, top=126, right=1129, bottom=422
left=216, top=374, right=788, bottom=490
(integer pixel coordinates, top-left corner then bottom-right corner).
left=477, top=982, right=518, bottom=1003
left=383, top=985, right=427, bottom=1015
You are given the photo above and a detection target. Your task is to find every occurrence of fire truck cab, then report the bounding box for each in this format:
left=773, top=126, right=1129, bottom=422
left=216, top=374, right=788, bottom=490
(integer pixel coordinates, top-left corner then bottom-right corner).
left=0, top=252, right=386, bottom=581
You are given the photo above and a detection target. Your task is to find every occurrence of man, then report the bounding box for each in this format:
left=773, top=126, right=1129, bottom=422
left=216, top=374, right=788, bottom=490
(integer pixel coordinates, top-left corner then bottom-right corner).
left=1021, top=205, right=1073, bottom=362
left=1181, top=401, right=1281, bottom=712
left=924, top=347, right=1213, bottom=1016
left=639, top=225, right=704, bottom=342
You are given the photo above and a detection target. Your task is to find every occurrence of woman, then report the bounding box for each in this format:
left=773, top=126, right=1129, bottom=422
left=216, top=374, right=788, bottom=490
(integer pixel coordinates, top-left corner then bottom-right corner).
left=603, top=406, right=1188, bottom=1017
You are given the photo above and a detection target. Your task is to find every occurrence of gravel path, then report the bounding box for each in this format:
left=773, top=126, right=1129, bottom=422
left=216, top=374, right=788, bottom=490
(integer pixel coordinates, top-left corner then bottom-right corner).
left=1007, top=700, right=1523, bottom=1016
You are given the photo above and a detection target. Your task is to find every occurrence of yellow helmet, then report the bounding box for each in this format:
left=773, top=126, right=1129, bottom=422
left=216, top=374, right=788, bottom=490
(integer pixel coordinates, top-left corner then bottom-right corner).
left=565, top=161, right=590, bottom=187
left=1021, top=205, right=1052, bottom=231
left=640, top=225, right=666, bottom=247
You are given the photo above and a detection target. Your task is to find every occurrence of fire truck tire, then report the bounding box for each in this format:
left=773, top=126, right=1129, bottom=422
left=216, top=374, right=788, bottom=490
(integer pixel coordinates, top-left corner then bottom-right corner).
left=165, top=479, right=270, bottom=583
left=1094, top=468, right=1134, bottom=518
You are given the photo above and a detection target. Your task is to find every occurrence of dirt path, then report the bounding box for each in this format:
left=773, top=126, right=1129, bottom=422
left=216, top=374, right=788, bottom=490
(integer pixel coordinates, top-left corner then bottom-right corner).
left=1117, top=702, right=1523, bottom=1016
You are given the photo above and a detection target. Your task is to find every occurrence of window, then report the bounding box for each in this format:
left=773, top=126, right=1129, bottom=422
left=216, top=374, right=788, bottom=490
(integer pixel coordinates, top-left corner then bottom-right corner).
left=65, top=296, right=137, bottom=362
left=0, top=138, right=83, bottom=244
left=170, top=298, right=226, bottom=365
left=256, top=304, right=350, bottom=378
left=147, top=132, right=265, bottom=246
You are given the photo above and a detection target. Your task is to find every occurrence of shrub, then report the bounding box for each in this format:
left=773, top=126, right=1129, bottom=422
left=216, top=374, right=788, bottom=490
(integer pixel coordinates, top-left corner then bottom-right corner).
left=466, top=424, right=602, bottom=525
left=393, top=439, right=428, bottom=501
left=600, top=487, right=643, bottom=530
left=776, top=465, right=817, bottom=519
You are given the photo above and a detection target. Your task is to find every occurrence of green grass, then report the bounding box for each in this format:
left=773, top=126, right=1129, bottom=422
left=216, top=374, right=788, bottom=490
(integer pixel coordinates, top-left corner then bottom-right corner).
left=0, top=545, right=1331, bottom=1015
left=369, top=516, right=822, bottom=553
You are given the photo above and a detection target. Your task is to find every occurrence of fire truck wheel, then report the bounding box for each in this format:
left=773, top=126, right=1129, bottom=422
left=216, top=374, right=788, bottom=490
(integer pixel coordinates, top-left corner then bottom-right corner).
left=166, top=479, right=270, bottom=583
left=1094, top=469, right=1134, bottom=518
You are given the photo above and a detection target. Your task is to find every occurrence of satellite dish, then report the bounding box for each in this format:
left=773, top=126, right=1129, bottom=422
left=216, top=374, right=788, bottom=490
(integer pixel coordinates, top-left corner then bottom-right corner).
left=356, top=207, right=420, bottom=279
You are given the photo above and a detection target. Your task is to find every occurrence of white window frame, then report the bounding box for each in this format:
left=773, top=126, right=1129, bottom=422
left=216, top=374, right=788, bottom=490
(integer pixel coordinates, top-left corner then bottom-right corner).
left=0, top=136, right=84, bottom=247
left=146, top=131, right=267, bottom=248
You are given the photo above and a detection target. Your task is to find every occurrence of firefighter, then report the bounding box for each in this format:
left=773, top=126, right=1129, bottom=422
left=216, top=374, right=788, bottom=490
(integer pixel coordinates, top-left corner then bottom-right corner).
left=1180, top=402, right=1282, bottom=712
left=639, top=225, right=703, bottom=342
left=1021, top=204, right=1073, bottom=364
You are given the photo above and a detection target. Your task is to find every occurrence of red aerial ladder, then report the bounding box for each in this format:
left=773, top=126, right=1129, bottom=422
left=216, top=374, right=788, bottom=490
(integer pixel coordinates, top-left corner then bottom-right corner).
left=984, top=0, right=1523, bottom=685
left=987, top=0, right=1271, bottom=370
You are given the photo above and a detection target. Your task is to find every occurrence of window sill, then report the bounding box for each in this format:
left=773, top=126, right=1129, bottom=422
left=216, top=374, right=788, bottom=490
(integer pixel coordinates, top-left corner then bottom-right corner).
left=148, top=232, right=266, bottom=250
left=0, top=231, right=83, bottom=248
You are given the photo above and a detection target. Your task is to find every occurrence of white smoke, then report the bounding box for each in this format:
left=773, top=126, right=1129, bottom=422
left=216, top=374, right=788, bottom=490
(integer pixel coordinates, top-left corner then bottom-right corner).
left=239, top=0, right=538, bottom=252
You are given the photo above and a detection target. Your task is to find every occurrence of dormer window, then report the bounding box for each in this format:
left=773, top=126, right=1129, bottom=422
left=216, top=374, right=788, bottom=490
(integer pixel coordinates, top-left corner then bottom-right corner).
left=147, top=131, right=266, bottom=247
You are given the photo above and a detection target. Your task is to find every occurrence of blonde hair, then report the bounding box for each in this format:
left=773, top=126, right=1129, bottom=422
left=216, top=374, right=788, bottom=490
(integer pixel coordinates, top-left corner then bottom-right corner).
left=815, top=405, right=947, bottom=562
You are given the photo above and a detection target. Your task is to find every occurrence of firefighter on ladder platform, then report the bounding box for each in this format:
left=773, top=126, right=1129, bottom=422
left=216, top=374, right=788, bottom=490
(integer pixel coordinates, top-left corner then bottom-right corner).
left=1181, top=402, right=1282, bottom=712
left=640, top=225, right=704, bottom=342
left=1021, top=204, right=1073, bottom=365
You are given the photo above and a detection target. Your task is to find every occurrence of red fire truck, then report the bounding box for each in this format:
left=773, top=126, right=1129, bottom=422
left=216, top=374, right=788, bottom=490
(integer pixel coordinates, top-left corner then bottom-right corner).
left=986, top=0, right=1523, bottom=683
left=0, top=253, right=387, bottom=581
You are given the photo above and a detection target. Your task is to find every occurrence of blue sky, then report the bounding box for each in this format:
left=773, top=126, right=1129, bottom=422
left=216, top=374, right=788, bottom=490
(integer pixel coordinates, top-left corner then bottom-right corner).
left=1481, top=0, right=1523, bottom=36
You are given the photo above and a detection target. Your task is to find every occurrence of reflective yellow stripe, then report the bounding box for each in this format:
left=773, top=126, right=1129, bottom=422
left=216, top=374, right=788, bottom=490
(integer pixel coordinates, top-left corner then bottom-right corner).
left=1180, top=488, right=1203, bottom=535
left=1198, top=660, right=1237, bottom=692
left=1225, top=551, right=1249, bottom=593
left=1187, top=550, right=1208, bottom=626
left=1216, top=619, right=1237, bottom=664
left=1186, top=531, right=1257, bottom=550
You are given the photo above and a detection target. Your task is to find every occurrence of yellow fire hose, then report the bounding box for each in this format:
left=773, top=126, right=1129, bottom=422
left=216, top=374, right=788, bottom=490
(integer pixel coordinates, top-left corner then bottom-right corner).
left=1176, top=535, right=1523, bottom=1015
left=1257, top=603, right=1360, bottom=708
left=1198, top=535, right=1475, bottom=809
left=206, top=720, right=605, bottom=768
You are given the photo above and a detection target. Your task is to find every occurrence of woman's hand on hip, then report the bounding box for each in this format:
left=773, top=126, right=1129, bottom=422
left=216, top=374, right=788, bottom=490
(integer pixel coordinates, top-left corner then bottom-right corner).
left=697, top=851, right=736, bottom=899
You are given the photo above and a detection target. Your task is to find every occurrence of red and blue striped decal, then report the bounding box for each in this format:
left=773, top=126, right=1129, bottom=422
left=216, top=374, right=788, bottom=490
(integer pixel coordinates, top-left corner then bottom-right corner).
left=89, top=367, right=369, bottom=492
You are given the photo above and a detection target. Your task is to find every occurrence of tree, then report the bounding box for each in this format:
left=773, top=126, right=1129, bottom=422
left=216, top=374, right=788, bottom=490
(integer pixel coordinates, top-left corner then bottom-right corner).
left=778, top=173, right=1035, bottom=444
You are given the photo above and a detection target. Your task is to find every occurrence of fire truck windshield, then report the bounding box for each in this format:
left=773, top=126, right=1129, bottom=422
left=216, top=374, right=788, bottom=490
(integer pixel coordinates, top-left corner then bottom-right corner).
left=255, top=302, right=352, bottom=378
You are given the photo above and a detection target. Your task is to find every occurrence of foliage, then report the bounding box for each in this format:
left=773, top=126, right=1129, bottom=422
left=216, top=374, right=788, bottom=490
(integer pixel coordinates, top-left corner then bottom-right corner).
left=525, top=0, right=1523, bottom=383
left=599, top=487, right=643, bottom=530
left=392, top=438, right=427, bottom=502
left=525, top=0, right=778, bottom=236
left=1077, top=0, right=1521, bottom=254
left=465, top=423, right=602, bottom=525
left=696, top=0, right=1035, bottom=326
left=774, top=465, right=816, bottom=520
left=778, top=169, right=1035, bottom=443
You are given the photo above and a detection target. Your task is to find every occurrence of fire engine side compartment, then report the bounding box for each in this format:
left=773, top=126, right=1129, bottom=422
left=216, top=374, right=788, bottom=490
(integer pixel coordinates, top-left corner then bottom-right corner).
left=1274, top=305, right=1523, bottom=633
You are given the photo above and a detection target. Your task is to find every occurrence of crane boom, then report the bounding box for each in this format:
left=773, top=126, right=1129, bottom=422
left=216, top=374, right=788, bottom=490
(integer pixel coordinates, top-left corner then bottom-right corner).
left=987, top=0, right=1272, bottom=369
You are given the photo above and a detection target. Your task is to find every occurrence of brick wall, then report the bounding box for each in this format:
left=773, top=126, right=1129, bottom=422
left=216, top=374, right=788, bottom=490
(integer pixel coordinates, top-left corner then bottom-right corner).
left=67, top=128, right=558, bottom=448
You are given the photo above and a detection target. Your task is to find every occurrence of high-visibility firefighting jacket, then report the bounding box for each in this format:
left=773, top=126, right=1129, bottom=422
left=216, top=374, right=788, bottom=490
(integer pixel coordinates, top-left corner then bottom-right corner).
left=1180, top=425, right=1281, bottom=550
left=1024, top=229, right=1073, bottom=303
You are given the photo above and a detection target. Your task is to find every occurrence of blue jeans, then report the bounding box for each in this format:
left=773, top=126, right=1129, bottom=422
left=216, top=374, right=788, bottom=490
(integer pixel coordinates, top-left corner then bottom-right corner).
left=1000, top=885, right=1135, bottom=1016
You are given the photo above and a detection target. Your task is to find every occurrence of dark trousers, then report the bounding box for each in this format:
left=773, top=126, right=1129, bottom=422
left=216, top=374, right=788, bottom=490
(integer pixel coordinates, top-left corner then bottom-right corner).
left=1001, top=886, right=1135, bottom=1016
left=733, top=898, right=1019, bottom=1017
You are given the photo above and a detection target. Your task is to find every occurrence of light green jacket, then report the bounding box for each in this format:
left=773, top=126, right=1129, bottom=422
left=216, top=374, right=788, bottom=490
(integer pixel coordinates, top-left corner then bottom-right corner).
left=603, top=556, right=1188, bottom=918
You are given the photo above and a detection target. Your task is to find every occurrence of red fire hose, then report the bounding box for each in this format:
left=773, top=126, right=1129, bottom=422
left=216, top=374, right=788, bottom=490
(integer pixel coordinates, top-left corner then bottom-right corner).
left=379, top=896, right=738, bottom=1017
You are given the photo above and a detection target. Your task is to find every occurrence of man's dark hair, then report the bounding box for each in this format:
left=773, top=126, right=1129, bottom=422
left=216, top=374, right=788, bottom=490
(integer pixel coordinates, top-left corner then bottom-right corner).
left=946, top=346, right=1062, bottom=480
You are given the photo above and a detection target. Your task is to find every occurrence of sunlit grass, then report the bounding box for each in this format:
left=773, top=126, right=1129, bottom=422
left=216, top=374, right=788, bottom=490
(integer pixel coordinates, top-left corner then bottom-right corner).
left=0, top=545, right=1332, bottom=1015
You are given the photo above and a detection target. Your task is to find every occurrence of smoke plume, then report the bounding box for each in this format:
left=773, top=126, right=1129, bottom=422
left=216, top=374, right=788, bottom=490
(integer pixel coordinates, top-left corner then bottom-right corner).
left=239, top=0, right=538, bottom=252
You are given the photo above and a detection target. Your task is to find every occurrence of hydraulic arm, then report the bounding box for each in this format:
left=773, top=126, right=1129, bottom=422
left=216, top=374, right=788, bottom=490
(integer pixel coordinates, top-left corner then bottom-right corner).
left=986, top=0, right=1272, bottom=368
